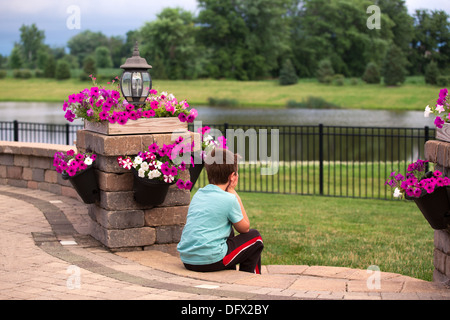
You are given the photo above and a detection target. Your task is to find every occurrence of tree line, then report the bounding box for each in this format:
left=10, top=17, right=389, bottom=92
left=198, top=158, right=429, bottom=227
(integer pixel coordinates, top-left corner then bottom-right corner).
left=2, top=0, right=449, bottom=86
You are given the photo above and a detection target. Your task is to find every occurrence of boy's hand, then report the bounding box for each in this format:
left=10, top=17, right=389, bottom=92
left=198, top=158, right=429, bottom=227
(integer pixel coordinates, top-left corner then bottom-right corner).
left=226, top=172, right=239, bottom=193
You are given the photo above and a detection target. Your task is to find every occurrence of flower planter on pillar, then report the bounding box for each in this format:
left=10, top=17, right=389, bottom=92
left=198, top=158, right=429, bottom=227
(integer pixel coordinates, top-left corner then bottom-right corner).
left=409, top=187, right=450, bottom=230
left=132, top=168, right=173, bottom=206
left=84, top=117, right=188, bottom=135
left=62, top=165, right=99, bottom=204
left=435, top=123, right=450, bottom=143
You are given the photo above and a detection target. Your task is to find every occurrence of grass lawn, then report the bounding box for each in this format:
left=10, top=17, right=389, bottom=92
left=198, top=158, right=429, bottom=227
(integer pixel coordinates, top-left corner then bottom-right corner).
left=0, top=72, right=441, bottom=111
left=235, top=192, right=435, bottom=281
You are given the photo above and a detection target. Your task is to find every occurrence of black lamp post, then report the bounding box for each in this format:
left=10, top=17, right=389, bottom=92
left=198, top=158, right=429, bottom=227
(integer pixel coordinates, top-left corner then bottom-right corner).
left=120, top=42, right=152, bottom=106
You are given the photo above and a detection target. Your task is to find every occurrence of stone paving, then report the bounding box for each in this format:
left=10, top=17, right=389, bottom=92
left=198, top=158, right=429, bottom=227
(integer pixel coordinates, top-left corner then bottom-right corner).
left=0, top=185, right=449, bottom=301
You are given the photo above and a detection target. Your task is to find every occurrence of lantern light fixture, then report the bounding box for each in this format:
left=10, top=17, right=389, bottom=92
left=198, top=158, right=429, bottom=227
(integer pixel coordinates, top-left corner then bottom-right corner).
left=119, top=42, right=152, bottom=106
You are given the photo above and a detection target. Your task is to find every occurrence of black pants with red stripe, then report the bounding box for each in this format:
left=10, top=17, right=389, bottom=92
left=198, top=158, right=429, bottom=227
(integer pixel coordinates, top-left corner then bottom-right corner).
left=183, top=229, right=264, bottom=274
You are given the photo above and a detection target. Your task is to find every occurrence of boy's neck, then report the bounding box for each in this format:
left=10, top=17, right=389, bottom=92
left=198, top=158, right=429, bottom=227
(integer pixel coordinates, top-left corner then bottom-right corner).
left=214, top=183, right=228, bottom=191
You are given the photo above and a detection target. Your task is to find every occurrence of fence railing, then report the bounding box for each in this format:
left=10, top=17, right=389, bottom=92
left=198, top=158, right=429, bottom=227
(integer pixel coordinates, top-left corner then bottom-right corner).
left=188, top=123, right=435, bottom=200
left=0, top=120, right=435, bottom=200
left=0, top=121, right=83, bottom=145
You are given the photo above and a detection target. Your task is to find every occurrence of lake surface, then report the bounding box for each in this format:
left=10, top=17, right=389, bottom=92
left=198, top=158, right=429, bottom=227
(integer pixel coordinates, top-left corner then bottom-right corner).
left=0, top=101, right=435, bottom=128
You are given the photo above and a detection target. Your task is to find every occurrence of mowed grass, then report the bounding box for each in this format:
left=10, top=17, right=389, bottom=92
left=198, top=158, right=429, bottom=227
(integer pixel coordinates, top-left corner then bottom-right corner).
left=235, top=192, right=434, bottom=281
left=0, top=73, right=440, bottom=111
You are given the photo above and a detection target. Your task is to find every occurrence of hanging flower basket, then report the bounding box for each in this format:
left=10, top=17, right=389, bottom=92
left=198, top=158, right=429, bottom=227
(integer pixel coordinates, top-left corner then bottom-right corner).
left=54, top=149, right=99, bottom=204
left=62, top=165, right=100, bottom=204
left=132, top=168, right=173, bottom=206
left=385, top=159, right=450, bottom=230
left=189, top=151, right=204, bottom=190
left=408, top=187, right=450, bottom=230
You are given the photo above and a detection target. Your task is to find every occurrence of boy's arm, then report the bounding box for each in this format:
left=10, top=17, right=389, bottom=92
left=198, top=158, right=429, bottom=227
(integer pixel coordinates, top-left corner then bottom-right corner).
left=227, top=189, right=250, bottom=234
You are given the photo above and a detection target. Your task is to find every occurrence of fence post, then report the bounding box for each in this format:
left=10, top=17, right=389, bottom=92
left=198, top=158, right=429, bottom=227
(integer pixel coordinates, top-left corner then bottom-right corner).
left=65, top=123, right=70, bottom=145
left=319, top=123, right=324, bottom=196
left=13, top=120, right=19, bottom=142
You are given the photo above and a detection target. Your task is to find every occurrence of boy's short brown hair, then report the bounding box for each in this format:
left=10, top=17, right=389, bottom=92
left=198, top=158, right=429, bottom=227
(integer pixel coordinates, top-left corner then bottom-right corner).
left=204, top=148, right=239, bottom=185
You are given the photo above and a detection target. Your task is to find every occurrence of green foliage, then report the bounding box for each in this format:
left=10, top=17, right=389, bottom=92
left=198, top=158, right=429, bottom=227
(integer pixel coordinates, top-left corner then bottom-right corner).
left=279, top=59, right=298, bottom=85
left=316, top=59, right=335, bottom=84
left=208, top=97, right=239, bottom=107
left=424, top=60, right=440, bottom=85
left=55, top=60, right=71, bottom=80
left=19, top=23, right=45, bottom=68
left=382, top=44, right=407, bottom=86
left=44, top=54, right=56, bottom=78
left=95, top=46, right=113, bottom=68
left=12, top=69, right=32, bottom=79
left=362, top=62, right=381, bottom=84
left=437, top=75, right=450, bottom=86
left=286, top=96, right=340, bottom=109
left=80, top=56, right=97, bottom=81
left=196, top=0, right=291, bottom=80
left=9, top=45, right=23, bottom=69
left=5, top=2, right=450, bottom=82
left=140, top=8, right=197, bottom=80
left=0, top=70, right=6, bottom=79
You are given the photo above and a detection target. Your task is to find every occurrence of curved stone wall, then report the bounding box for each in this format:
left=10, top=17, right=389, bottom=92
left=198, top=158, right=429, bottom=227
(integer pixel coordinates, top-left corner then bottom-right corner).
left=0, top=141, right=79, bottom=200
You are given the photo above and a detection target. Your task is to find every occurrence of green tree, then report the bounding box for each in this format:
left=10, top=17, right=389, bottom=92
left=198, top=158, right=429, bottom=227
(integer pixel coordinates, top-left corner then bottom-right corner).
left=44, top=54, right=56, bottom=78
left=279, top=59, right=298, bottom=85
left=424, top=60, right=440, bottom=85
left=316, top=59, right=334, bottom=83
left=67, top=30, right=109, bottom=66
left=382, top=44, right=407, bottom=86
left=410, top=9, right=450, bottom=74
left=95, top=46, right=113, bottom=68
left=362, top=62, right=381, bottom=84
left=290, top=0, right=394, bottom=78
left=140, top=8, right=197, bottom=80
left=55, top=60, right=71, bottom=80
left=80, top=56, right=97, bottom=81
left=19, top=24, right=45, bottom=68
left=197, top=0, right=291, bottom=80
left=9, top=45, right=23, bottom=69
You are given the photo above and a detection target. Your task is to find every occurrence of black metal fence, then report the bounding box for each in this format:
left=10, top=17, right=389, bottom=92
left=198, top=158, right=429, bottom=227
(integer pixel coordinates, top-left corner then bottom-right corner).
left=189, top=123, right=434, bottom=200
left=0, top=120, right=434, bottom=200
left=0, top=121, right=83, bottom=145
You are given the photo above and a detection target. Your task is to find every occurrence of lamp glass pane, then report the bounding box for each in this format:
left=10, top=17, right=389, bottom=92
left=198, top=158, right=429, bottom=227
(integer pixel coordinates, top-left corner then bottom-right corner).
left=121, top=72, right=132, bottom=97
left=141, top=72, right=151, bottom=97
left=131, top=72, right=143, bottom=97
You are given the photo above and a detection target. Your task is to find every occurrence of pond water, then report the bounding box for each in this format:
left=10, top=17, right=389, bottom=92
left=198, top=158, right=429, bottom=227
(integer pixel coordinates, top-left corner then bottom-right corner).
left=0, top=101, right=435, bottom=128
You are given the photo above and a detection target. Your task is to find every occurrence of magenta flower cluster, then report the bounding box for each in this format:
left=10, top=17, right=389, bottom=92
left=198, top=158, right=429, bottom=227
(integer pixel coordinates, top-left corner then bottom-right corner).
left=117, top=139, right=193, bottom=190
left=62, top=76, right=197, bottom=125
left=424, top=88, right=449, bottom=128
left=53, top=149, right=96, bottom=177
left=385, top=159, right=450, bottom=198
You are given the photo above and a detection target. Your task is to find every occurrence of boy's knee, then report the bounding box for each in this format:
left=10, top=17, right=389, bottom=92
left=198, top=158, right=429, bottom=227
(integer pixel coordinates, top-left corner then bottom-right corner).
left=249, top=229, right=264, bottom=248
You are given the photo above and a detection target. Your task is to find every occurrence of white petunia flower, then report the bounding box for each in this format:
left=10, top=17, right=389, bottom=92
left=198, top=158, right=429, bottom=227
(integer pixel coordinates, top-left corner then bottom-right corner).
left=138, top=168, right=146, bottom=178
left=393, top=187, right=402, bottom=198
left=424, top=105, right=431, bottom=117
left=84, top=157, right=93, bottom=166
left=140, top=162, right=149, bottom=171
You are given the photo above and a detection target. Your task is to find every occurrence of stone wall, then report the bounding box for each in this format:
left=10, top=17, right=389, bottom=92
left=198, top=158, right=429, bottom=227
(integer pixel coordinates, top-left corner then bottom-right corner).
left=76, top=129, right=194, bottom=253
left=0, top=135, right=194, bottom=255
left=0, top=141, right=79, bottom=199
left=424, top=139, right=450, bottom=286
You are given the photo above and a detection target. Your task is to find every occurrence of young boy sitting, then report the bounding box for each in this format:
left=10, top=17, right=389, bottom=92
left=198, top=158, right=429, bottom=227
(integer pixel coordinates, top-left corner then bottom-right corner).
left=177, top=148, right=264, bottom=274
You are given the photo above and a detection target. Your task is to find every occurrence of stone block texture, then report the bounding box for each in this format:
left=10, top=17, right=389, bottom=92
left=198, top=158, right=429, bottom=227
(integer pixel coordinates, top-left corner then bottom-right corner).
left=77, top=129, right=191, bottom=251
left=425, top=140, right=450, bottom=285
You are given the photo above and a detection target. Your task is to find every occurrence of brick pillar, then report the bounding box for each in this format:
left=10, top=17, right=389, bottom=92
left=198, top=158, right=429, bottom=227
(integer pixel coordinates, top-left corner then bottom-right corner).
left=76, top=129, right=193, bottom=253
left=424, top=140, right=450, bottom=286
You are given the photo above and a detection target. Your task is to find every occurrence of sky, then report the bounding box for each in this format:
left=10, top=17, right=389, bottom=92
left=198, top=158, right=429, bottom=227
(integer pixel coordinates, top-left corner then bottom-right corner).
left=0, top=0, right=449, bottom=57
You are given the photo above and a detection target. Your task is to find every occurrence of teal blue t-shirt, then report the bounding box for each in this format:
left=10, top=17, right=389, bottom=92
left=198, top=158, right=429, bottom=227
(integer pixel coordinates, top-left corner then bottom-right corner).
left=177, top=184, right=243, bottom=265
